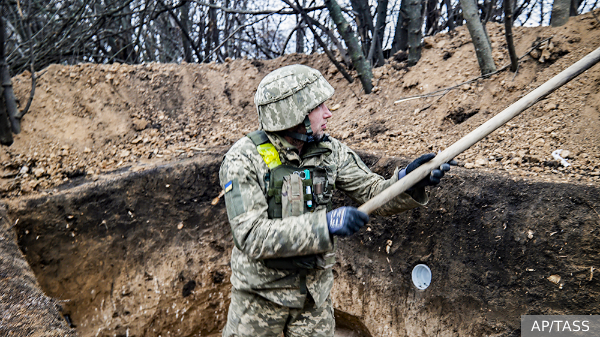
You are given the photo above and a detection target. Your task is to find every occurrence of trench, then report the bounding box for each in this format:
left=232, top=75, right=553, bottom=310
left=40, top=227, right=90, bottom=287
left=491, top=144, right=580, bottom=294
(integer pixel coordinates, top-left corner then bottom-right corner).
left=2, top=152, right=599, bottom=337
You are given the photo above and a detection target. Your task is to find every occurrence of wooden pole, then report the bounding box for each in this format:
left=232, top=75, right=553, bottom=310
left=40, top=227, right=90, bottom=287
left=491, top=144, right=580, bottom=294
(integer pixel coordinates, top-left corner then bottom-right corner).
left=358, top=46, right=600, bottom=215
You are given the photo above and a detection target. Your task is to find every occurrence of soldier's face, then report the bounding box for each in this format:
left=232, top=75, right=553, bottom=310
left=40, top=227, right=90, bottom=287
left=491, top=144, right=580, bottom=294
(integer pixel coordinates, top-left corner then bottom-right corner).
left=308, top=103, right=332, bottom=140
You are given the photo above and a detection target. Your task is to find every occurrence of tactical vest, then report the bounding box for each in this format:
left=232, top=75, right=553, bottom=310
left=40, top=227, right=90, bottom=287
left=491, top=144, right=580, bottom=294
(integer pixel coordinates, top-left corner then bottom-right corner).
left=247, top=130, right=335, bottom=219
left=247, top=130, right=336, bottom=290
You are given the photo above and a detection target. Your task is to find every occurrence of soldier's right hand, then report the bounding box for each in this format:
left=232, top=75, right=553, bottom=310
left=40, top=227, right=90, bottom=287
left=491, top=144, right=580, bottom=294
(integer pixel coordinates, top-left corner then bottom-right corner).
left=326, top=206, right=369, bottom=237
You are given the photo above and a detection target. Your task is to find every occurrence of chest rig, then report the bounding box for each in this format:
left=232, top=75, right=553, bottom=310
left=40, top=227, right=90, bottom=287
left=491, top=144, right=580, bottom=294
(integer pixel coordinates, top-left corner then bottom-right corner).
left=247, top=130, right=335, bottom=219
left=247, top=131, right=336, bottom=292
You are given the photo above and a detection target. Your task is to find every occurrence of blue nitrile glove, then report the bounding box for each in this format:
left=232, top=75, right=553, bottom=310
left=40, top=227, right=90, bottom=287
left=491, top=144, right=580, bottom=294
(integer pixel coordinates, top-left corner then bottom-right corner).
left=398, top=153, right=455, bottom=189
left=326, top=206, right=369, bottom=237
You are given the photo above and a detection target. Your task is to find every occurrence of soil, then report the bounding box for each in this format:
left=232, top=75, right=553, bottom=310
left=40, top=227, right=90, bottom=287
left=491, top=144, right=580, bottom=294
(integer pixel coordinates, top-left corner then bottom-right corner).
left=0, top=205, right=75, bottom=337
left=2, top=11, right=600, bottom=199
left=2, top=150, right=599, bottom=337
left=1, top=10, right=600, bottom=337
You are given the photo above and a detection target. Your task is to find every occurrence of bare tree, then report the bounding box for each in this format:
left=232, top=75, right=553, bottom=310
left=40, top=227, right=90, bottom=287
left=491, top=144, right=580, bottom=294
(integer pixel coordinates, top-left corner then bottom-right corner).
left=551, top=0, right=572, bottom=25
left=390, top=0, right=408, bottom=55
left=425, top=0, right=441, bottom=35
left=461, top=0, right=496, bottom=75
left=181, top=1, right=194, bottom=62
left=350, top=0, right=374, bottom=56
left=295, top=1, right=306, bottom=54
left=325, top=0, right=373, bottom=93
left=406, top=0, right=427, bottom=65
left=0, top=93, right=11, bottom=145
left=0, top=14, right=20, bottom=134
left=504, top=0, right=519, bottom=72
left=368, top=0, right=389, bottom=67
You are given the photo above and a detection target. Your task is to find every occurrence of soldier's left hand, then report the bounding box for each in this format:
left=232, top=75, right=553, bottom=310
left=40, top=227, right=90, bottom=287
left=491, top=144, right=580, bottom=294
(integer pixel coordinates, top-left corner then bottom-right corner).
left=398, top=153, right=457, bottom=188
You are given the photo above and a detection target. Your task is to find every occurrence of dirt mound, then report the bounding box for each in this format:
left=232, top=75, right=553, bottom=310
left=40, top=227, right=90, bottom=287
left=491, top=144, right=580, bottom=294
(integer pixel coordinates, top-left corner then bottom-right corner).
left=1, top=11, right=599, bottom=199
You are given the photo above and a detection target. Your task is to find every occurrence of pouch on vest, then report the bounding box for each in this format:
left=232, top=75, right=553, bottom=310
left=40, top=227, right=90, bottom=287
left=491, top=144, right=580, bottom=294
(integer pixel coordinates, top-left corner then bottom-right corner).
left=311, top=166, right=334, bottom=207
left=281, top=172, right=304, bottom=218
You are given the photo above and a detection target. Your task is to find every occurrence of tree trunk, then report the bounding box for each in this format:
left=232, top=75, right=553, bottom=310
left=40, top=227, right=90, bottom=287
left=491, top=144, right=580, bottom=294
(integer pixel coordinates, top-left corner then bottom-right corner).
left=551, top=0, right=570, bottom=26
left=205, top=0, right=218, bottom=62
left=444, top=0, right=455, bottom=30
left=504, top=0, right=519, bottom=72
left=569, top=0, right=582, bottom=16
left=0, top=15, right=20, bottom=134
left=120, top=13, right=135, bottom=63
left=460, top=0, right=496, bottom=75
left=0, top=88, right=12, bottom=145
left=425, top=0, right=440, bottom=35
left=296, top=15, right=305, bottom=53
left=391, top=0, right=408, bottom=55
left=405, top=0, right=426, bottom=66
left=198, top=12, right=206, bottom=60
left=181, top=1, right=193, bottom=62
left=368, top=0, right=388, bottom=67
left=349, top=0, right=374, bottom=56
left=307, top=23, right=354, bottom=83
left=325, top=0, right=373, bottom=94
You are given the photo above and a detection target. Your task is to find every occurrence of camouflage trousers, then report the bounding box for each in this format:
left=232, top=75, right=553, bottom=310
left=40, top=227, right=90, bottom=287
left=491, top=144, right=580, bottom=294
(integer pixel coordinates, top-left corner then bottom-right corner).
left=222, top=289, right=335, bottom=337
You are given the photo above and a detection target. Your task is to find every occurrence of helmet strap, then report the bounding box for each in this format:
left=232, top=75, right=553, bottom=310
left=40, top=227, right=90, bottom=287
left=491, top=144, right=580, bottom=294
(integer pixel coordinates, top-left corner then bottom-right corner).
left=282, top=131, right=309, bottom=142
left=303, top=115, right=313, bottom=138
left=281, top=116, right=315, bottom=143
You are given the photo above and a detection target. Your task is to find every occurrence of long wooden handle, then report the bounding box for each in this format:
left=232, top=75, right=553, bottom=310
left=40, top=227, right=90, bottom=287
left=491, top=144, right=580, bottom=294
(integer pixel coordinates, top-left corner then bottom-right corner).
left=358, top=46, right=600, bottom=215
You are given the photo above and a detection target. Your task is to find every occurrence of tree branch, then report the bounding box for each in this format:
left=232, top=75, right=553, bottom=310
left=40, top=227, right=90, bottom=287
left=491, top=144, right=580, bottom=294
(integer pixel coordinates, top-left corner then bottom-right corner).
left=202, top=9, right=282, bottom=63
left=194, top=1, right=326, bottom=15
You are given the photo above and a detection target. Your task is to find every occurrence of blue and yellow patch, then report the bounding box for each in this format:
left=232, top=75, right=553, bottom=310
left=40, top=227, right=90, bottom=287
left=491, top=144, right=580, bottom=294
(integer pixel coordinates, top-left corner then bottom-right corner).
left=224, top=181, right=233, bottom=193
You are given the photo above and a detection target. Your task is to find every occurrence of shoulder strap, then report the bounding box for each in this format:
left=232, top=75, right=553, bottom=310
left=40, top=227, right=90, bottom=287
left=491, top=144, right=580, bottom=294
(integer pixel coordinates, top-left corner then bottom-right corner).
left=247, top=130, right=281, bottom=169
left=247, top=130, right=270, bottom=146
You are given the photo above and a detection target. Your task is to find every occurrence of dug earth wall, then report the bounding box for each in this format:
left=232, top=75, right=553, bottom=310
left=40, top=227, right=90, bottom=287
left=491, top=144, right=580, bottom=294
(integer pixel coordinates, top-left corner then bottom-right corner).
left=2, top=151, right=599, bottom=337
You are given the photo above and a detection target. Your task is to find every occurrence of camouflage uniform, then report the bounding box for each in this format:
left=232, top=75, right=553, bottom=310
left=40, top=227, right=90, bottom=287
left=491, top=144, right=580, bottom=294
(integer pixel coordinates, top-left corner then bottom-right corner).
left=219, top=65, right=428, bottom=337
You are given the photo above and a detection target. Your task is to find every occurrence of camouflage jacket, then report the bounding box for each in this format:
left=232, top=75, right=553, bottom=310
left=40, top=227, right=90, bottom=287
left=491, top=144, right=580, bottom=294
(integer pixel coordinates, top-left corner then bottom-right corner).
left=219, top=132, right=428, bottom=308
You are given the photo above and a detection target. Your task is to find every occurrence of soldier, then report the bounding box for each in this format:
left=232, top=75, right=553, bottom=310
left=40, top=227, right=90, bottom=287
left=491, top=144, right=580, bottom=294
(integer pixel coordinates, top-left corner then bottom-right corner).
left=219, top=64, right=451, bottom=336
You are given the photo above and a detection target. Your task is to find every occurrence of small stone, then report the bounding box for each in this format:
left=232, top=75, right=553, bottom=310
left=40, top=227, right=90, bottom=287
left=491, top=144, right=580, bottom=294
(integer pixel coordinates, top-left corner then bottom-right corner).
left=341, top=131, right=354, bottom=139
left=547, top=274, right=561, bottom=284
left=533, top=138, right=545, bottom=147
left=33, top=168, right=45, bottom=177
left=119, top=150, right=130, bottom=157
left=510, top=157, right=522, bottom=165
left=475, top=158, right=489, bottom=167
left=132, top=118, right=149, bottom=131
left=177, top=223, right=184, bottom=230
left=464, top=162, right=475, bottom=169
left=83, top=147, right=91, bottom=153
left=527, top=230, right=534, bottom=239
left=544, top=103, right=557, bottom=112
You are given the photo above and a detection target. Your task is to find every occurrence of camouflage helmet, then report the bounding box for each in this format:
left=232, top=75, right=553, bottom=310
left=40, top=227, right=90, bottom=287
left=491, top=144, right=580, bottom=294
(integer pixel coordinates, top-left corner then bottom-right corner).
left=254, top=64, right=334, bottom=132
